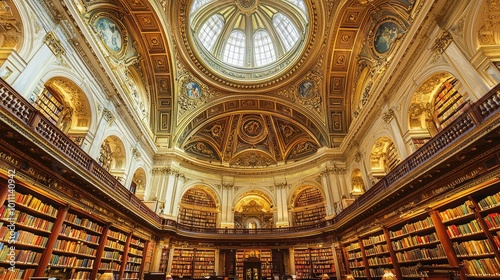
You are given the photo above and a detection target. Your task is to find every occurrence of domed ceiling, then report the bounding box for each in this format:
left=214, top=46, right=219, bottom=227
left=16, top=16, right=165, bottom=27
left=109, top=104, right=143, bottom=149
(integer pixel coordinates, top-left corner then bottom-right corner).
left=188, top=0, right=309, bottom=82
left=77, top=0, right=416, bottom=170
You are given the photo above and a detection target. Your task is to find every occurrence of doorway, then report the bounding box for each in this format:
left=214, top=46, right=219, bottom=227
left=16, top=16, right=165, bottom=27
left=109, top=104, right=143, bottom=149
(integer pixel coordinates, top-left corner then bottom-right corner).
left=244, top=262, right=261, bottom=280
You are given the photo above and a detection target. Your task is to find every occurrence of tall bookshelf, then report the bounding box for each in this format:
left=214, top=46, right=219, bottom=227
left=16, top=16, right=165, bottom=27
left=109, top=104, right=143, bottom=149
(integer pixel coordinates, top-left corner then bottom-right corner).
left=432, top=185, right=500, bottom=277
left=293, top=205, right=326, bottom=226
left=310, top=247, right=335, bottom=277
left=99, top=227, right=127, bottom=279
left=433, top=78, right=468, bottom=130
left=49, top=208, right=104, bottom=279
left=170, top=248, right=194, bottom=277
left=343, top=240, right=365, bottom=279
left=0, top=189, right=58, bottom=280
left=388, top=212, right=446, bottom=278
left=193, top=249, right=216, bottom=278
left=294, top=247, right=335, bottom=279
left=124, top=236, right=146, bottom=280
left=360, top=231, right=392, bottom=279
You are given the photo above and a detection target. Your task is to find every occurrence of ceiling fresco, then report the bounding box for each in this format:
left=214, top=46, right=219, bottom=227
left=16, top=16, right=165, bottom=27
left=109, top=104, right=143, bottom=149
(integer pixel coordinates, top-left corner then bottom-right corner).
left=74, top=0, right=416, bottom=167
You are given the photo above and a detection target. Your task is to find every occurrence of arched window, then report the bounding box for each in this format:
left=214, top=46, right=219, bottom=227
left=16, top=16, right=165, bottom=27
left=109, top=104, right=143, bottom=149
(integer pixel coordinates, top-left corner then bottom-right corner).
left=273, top=13, right=300, bottom=51
left=198, top=14, right=224, bottom=51
left=223, top=30, right=246, bottom=66
left=254, top=30, right=276, bottom=66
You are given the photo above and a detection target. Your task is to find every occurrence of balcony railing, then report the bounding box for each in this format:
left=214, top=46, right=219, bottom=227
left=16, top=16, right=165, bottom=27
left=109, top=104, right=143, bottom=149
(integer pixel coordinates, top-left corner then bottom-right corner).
left=0, top=78, right=498, bottom=235
left=0, top=78, right=161, bottom=224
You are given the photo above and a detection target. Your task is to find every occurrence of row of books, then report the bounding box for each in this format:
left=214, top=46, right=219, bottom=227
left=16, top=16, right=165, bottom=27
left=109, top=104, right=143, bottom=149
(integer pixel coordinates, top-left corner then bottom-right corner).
left=446, top=220, right=482, bottom=238
left=395, top=244, right=446, bottom=262
left=60, top=224, right=100, bottom=244
left=14, top=193, right=58, bottom=217
left=0, top=267, right=35, bottom=280
left=128, top=247, right=143, bottom=256
left=484, top=213, right=500, bottom=229
left=389, top=217, right=434, bottom=238
left=369, top=268, right=395, bottom=277
left=0, top=229, right=48, bottom=248
left=391, top=232, right=439, bottom=250
left=362, top=234, right=385, bottom=246
left=478, top=191, right=500, bottom=211
left=48, top=254, right=94, bottom=268
left=462, top=258, right=500, bottom=276
left=53, top=239, right=97, bottom=256
left=105, top=239, right=125, bottom=251
left=0, top=245, right=42, bottom=265
left=366, top=256, right=392, bottom=265
left=365, top=244, right=389, bottom=256
left=347, top=251, right=363, bottom=259
left=102, top=250, right=122, bottom=261
left=107, top=230, right=127, bottom=242
left=439, top=201, right=474, bottom=222
left=65, top=213, right=104, bottom=233
left=1, top=210, right=54, bottom=232
left=453, top=239, right=494, bottom=256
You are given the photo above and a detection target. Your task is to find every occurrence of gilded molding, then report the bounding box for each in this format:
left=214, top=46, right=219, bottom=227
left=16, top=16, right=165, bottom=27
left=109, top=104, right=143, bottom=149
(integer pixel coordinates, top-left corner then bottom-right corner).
left=44, top=31, right=66, bottom=57
left=382, top=108, right=395, bottom=123
left=431, top=31, right=453, bottom=54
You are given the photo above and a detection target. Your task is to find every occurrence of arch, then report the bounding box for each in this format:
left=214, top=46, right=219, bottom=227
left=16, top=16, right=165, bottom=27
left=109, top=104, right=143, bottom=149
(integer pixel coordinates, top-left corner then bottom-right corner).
left=130, top=167, right=147, bottom=197
left=369, top=136, right=400, bottom=180
left=0, top=0, right=24, bottom=68
left=178, top=185, right=219, bottom=228
left=38, top=76, right=93, bottom=146
left=289, top=185, right=326, bottom=226
left=405, top=71, right=469, bottom=151
left=98, top=135, right=128, bottom=183
left=39, top=68, right=99, bottom=134
left=350, top=168, right=365, bottom=197
left=233, top=190, right=274, bottom=229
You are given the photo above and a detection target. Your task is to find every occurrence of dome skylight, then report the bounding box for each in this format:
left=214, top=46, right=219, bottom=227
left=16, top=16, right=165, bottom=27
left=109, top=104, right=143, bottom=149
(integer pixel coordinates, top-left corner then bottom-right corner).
left=188, top=0, right=309, bottom=81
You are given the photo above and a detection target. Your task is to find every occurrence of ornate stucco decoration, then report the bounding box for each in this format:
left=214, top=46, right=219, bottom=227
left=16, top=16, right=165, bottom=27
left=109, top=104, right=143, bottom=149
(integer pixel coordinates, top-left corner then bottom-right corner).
left=382, top=108, right=395, bottom=123
left=44, top=31, right=66, bottom=57
left=0, top=0, right=22, bottom=49
left=291, top=72, right=323, bottom=114
left=431, top=31, right=452, bottom=54
left=102, top=108, right=115, bottom=123
left=177, top=75, right=217, bottom=116
left=478, top=0, right=500, bottom=45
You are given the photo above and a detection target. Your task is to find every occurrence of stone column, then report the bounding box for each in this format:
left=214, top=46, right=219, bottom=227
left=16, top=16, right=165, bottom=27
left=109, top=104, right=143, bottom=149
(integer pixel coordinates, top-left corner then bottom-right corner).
left=382, top=108, right=408, bottom=158
left=219, top=182, right=235, bottom=228
left=274, top=182, right=289, bottom=227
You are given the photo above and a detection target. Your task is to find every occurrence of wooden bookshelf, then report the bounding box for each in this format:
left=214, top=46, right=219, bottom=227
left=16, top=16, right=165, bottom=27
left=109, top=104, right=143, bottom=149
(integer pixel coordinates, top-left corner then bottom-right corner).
left=343, top=240, right=367, bottom=279
left=123, top=236, right=147, bottom=280
left=360, top=231, right=392, bottom=279
left=49, top=208, right=104, bottom=279
left=293, top=247, right=334, bottom=279
left=193, top=249, right=216, bottom=278
left=170, top=248, right=194, bottom=277
left=293, top=204, right=326, bottom=226
left=178, top=206, right=217, bottom=228
left=433, top=78, right=468, bottom=130
left=99, top=227, right=127, bottom=277
left=0, top=189, right=59, bottom=280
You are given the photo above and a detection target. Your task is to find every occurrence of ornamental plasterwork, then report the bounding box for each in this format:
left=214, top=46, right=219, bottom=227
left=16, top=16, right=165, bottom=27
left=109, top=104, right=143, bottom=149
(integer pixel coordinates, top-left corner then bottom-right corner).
left=382, top=108, right=395, bottom=123
left=44, top=32, right=66, bottom=57
left=177, top=76, right=217, bottom=116
left=47, top=79, right=90, bottom=118
left=478, top=0, right=500, bottom=45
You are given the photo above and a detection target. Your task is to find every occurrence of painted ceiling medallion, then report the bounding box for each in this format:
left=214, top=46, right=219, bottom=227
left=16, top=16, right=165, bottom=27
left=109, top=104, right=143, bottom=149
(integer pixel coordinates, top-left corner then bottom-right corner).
left=240, top=115, right=267, bottom=144
left=94, top=17, right=122, bottom=52
left=181, top=113, right=320, bottom=166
